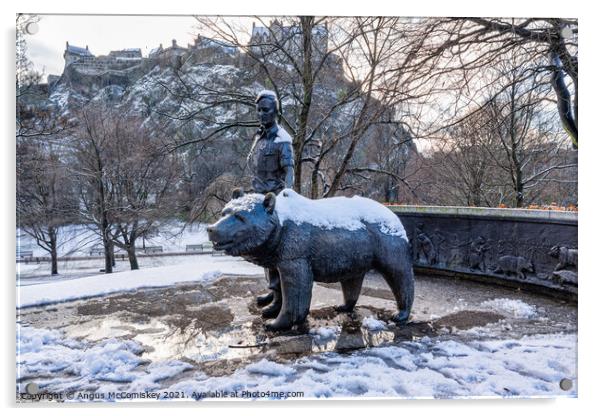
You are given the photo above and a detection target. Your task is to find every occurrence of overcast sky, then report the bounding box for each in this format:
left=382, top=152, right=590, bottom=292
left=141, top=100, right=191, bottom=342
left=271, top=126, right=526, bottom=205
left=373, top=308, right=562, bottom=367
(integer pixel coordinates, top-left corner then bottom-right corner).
left=25, top=14, right=209, bottom=76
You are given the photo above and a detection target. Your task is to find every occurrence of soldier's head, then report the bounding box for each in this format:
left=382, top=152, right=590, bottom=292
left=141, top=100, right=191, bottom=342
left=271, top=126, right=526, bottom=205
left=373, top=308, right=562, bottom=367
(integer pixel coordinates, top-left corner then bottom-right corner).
left=255, top=90, right=279, bottom=128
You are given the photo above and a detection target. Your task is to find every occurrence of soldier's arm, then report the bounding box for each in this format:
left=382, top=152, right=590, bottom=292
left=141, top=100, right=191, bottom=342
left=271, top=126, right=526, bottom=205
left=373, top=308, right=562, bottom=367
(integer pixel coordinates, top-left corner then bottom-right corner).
left=284, top=165, right=294, bottom=189
left=280, top=142, right=295, bottom=189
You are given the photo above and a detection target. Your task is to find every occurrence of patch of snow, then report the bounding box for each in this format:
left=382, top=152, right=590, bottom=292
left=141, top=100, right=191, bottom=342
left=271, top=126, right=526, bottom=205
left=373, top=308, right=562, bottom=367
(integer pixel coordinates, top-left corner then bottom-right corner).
left=223, top=193, right=264, bottom=213
left=127, top=361, right=194, bottom=392
left=362, top=316, right=387, bottom=331
left=276, top=189, right=408, bottom=239
left=165, top=333, right=576, bottom=399
left=481, top=298, right=538, bottom=319
left=274, top=125, right=292, bottom=143
left=17, top=256, right=262, bottom=308
left=18, top=321, right=576, bottom=400
left=17, top=324, right=192, bottom=398
left=309, top=326, right=339, bottom=340
left=246, top=359, right=295, bottom=377
left=256, top=89, right=278, bottom=103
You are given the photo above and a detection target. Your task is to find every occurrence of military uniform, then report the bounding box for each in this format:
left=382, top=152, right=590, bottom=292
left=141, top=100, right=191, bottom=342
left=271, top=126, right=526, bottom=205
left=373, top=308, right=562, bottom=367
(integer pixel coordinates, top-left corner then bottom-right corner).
left=248, top=123, right=294, bottom=316
left=249, top=123, right=294, bottom=195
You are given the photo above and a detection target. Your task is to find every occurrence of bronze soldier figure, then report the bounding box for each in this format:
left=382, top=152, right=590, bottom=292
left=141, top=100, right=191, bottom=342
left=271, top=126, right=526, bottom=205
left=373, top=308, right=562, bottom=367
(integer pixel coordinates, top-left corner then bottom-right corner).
left=248, top=90, right=294, bottom=318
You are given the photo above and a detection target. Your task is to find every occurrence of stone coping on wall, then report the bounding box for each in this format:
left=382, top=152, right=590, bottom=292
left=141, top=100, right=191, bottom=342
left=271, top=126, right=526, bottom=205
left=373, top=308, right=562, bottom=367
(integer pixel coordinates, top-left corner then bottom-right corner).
left=388, top=205, right=577, bottom=223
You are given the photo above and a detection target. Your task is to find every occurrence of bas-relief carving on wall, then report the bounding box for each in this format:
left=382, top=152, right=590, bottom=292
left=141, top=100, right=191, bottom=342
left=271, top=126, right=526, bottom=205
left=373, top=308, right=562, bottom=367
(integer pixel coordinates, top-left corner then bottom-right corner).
left=401, top=215, right=577, bottom=293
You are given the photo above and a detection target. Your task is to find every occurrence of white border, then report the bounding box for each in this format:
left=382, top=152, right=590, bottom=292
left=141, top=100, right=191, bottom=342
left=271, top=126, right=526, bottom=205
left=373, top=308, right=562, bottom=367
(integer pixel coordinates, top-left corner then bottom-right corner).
left=3, top=1, right=599, bottom=415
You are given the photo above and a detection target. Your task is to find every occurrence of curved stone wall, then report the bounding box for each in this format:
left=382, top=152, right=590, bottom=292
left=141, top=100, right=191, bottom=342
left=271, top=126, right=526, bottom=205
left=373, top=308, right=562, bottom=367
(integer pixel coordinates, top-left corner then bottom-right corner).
left=390, top=206, right=578, bottom=299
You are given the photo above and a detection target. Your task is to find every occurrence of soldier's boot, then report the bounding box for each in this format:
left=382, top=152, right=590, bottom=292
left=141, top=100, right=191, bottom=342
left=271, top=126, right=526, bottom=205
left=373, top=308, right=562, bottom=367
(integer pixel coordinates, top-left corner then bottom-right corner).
left=261, top=290, right=282, bottom=319
left=256, top=291, right=274, bottom=307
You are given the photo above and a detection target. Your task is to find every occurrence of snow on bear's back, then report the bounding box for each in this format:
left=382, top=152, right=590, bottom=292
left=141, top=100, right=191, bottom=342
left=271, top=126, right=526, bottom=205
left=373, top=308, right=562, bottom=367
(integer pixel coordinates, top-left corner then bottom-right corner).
left=275, top=189, right=407, bottom=239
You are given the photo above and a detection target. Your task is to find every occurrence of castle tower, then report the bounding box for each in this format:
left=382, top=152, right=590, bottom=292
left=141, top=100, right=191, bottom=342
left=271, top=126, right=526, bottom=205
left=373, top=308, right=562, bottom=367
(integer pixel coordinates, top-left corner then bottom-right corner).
left=63, top=41, right=94, bottom=69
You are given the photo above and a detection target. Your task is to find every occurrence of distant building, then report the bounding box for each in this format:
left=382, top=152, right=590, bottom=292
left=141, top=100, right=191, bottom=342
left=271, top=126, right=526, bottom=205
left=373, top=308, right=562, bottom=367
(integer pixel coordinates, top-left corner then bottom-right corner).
left=63, top=42, right=94, bottom=68
left=62, top=42, right=143, bottom=72
left=191, top=34, right=237, bottom=54
left=148, top=39, right=188, bottom=66
left=108, top=48, right=142, bottom=60
left=249, top=19, right=328, bottom=56
left=60, top=20, right=328, bottom=76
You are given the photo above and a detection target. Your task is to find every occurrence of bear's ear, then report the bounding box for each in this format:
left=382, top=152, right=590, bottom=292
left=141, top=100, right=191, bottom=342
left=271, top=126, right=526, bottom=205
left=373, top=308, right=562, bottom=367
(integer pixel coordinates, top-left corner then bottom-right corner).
left=263, top=193, right=276, bottom=214
left=231, top=188, right=244, bottom=200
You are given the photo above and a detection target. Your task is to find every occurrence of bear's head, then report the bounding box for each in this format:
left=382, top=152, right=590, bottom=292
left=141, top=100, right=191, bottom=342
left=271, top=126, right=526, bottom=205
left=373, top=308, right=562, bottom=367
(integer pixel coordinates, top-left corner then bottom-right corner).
left=207, top=188, right=279, bottom=256
left=548, top=245, right=560, bottom=258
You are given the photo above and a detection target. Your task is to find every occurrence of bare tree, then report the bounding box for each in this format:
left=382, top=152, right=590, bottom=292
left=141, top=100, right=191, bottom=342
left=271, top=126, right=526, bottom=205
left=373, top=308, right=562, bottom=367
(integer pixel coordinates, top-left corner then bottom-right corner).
left=72, top=103, right=182, bottom=271
left=151, top=16, right=419, bottom=200
left=104, top=117, right=182, bottom=270
left=17, top=140, right=76, bottom=274
left=400, top=18, right=577, bottom=148
left=476, top=56, right=576, bottom=207
left=419, top=60, right=576, bottom=208
left=423, top=114, right=500, bottom=207
left=71, top=104, right=118, bottom=273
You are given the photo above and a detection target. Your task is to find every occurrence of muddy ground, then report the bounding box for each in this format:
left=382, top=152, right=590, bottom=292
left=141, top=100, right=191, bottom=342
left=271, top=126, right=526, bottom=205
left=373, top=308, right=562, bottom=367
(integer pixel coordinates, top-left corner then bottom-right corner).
left=17, top=272, right=577, bottom=383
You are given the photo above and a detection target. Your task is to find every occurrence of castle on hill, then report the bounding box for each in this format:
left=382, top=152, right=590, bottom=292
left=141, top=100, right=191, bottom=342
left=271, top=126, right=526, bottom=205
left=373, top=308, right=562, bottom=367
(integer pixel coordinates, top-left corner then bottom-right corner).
left=59, top=20, right=329, bottom=75
left=63, top=42, right=143, bottom=71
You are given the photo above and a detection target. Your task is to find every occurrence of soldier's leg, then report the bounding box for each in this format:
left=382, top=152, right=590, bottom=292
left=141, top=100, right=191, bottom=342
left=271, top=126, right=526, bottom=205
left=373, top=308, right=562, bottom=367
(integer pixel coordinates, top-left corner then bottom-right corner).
left=261, top=268, right=282, bottom=319
left=256, top=268, right=274, bottom=307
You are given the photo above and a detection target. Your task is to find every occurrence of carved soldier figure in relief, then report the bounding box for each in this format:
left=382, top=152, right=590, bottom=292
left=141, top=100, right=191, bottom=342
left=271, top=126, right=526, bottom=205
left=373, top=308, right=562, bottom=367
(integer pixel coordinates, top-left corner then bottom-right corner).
left=468, top=236, right=489, bottom=272
left=246, top=90, right=294, bottom=319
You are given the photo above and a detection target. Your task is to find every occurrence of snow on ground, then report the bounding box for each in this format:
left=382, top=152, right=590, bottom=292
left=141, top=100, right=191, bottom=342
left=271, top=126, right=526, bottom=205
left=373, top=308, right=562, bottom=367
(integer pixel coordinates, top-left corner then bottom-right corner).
left=362, top=316, right=388, bottom=331
left=17, top=322, right=576, bottom=401
left=17, top=256, right=263, bottom=308
left=309, top=326, right=340, bottom=341
left=168, top=333, right=576, bottom=400
left=17, top=222, right=209, bottom=258
left=17, top=252, right=226, bottom=283
left=17, top=324, right=193, bottom=395
left=480, top=298, right=538, bottom=319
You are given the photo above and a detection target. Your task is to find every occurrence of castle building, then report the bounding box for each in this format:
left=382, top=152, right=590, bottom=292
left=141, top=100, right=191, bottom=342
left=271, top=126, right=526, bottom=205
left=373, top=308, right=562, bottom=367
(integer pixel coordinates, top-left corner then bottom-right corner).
left=60, top=20, right=329, bottom=76
left=249, top=20, right=328, bottom=56
left=63, top=42, right=94, bottom=69
left=63, top=42, right=142, bottom=72
left=150, top=40, right=187, bottom=59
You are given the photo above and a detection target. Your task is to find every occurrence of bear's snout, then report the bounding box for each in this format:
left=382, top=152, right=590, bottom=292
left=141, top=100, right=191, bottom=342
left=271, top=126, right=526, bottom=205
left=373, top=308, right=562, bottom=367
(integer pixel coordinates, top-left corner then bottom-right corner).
left=206, top=224, right=216, bottom=239
left=207, top=224, right=224, bottom=244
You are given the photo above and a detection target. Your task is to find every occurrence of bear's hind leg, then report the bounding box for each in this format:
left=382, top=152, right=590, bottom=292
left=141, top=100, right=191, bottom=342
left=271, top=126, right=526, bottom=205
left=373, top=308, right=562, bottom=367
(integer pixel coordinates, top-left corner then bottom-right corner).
left=382, top=267, right=414, bottom=324
left=335, top=275, right=364, bottom=313
left=375, top=241, right=414, bottom=325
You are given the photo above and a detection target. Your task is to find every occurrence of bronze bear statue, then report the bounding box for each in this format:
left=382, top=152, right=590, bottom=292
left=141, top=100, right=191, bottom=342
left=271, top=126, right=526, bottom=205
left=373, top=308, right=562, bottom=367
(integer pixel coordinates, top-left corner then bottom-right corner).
left=207, top=189, right=414, bottom=331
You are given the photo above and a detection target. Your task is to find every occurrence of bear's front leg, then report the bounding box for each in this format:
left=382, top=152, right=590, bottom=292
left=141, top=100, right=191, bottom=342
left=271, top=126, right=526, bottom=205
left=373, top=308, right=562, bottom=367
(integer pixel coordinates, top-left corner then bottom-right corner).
left=265, top=259, right=313, bottom=332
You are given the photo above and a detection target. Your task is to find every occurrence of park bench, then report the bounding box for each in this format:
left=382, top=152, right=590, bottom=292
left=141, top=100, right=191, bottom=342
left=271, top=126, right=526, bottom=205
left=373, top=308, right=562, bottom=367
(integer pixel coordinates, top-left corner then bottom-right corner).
left=211, top=242, right=225, bottom=256
left=185, top=244, right=205, bottom=252
left=144, top=246, right=163, bottom=254
left=89, top=247, right=104, bottom=256
left=16, top=250, right=33, bottom=259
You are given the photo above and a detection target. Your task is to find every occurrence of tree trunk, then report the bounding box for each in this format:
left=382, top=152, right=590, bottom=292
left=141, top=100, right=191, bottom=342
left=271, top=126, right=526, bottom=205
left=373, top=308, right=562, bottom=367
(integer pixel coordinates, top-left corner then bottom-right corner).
left=127, top=246, right=139, bottom=270
left=50, top=230, right=58, bottom=276
left=102, top=230, right=113, bottom=274
left=515, top=176, right=524, bottom=208
left=110, top=242, right=116, bottom=267
left=293, top=16, right=315, bottom=194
